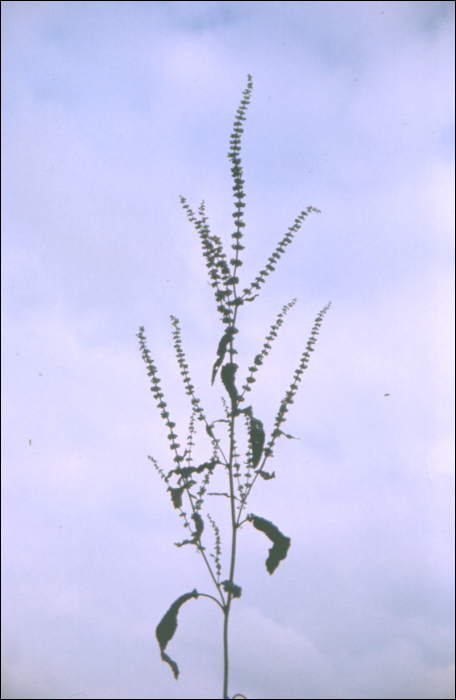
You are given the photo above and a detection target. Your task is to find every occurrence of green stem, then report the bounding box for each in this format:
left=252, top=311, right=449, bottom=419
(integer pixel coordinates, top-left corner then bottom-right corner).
left=223, top=412, right=238, bottom=698
left=223, top=302, right=240, bottom=699
left=197, top=592, right=226, bottom=612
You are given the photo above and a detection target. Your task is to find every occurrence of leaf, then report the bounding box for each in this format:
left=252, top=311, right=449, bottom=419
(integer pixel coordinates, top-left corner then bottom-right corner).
left=249, top=415, right=265, bottom=469
left=175, top=512, right=204, bottom=548
left=168, top=486, right=185, bottom=509
left=168, top=460, right=218, bottom=484
left=168, top=481, right=196, bottom=508
left=155, top=589, right=199, bottom=679
left=221, top=580, right=242, bottom=598
left=247, top=514, right=291, bottom=575
left=191, top=512, right=204, bottom=540
left=212, top=326, right=238, bottom=385
left=257, top=469, right=275, bottom=480
left=221, top=362, right=239, bottom=404
left=279, top=430, right=298, bottom=440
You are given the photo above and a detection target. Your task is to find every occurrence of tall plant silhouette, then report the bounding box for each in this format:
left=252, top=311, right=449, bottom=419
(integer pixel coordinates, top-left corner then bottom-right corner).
left=137, top=75, right=330, bottom=700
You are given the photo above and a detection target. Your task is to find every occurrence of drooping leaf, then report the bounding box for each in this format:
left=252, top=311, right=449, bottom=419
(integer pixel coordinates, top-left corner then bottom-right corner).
left=175, top=512, right=204, bottom=548
left=257, top=469, right=276, bottom=480
left=249, top=415, right=265, bottom=469
left=212, top=326, right=239, bottom=385
left=191, top=512, right=204, bottom=540
left=247, top=514, right=291, bottom=575
left=221, top=362, right=239, bottom=404
left=168, top=481, right=196, bottom=509
left=155, top=589, right=199, bottom=679
left=168, top=486, right=185, bottom=509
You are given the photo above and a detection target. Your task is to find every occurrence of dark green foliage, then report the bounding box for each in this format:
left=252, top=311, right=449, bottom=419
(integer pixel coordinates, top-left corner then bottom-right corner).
left=248, top=415, right=265, bottom=469
left=235, top=405, right=265, bottom=471
left=180, top=198, right=235, bottom=325
left=138, top=74, right=331, bottom=697
left=241, top=299, right=297, bottom=395
left=147, top=455, right=170, bottom=484
left=169, top=485, right=185, bottom=509
left=222, top=580, right=242, bottom=598
left=167, top=459, right=218, bottom=484
left=171, top=315, right=206, bottom=421
left=221, top=362, right=240, bottom=405
left=156, top=589, right=199, bottom=679
left=241, top=208, right=321, bottom=300
left=207, top=512, right=222, bottom=581
left=175, top=512, right=205, bottom=548
left=278, top=430, right=298, bottom=440
left=246, top=514, right=291, bottom=575
left=264, top=302, right=331, bottom=460
left=257, top=469, right=275, bottom=480
left=227, top=75, right=253, bottom=256
left=212, top=325, right=239, bottom=385
left=137, top=328, right=184, bottom=464
left=168, top=480, right=196, bottom=509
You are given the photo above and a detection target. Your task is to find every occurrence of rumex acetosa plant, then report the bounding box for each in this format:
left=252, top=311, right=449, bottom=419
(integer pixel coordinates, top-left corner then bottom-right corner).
left=137, top=75, right=331, bottom=700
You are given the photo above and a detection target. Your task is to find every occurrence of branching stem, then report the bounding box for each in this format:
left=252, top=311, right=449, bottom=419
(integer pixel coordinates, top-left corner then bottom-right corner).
left=138, top=74, right=330, bottom=700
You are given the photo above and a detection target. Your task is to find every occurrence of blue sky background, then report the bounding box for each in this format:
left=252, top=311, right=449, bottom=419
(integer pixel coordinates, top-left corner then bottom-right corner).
left=1, top=2, right=454, bottom=699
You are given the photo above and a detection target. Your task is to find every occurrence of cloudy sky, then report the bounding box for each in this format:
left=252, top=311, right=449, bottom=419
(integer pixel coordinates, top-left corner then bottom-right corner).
left=2, top=2, right=455, bottom=699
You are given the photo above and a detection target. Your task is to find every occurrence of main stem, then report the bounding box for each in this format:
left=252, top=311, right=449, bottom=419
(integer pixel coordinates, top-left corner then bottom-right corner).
left=223, top=413, right=237, bottom=698
left=223, top=307, right=240, bottom=700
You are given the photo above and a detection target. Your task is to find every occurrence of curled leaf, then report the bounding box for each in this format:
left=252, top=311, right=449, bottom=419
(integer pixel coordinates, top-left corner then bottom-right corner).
left=247, top=514, right=291, bottom=574
left=212, top=326, right=238, bottom=385
left=168, top=486, right=185, bottom=509
left=257, top=469, right=275, bottom=480
left=168, top=481, right=196, bottom=509
left=175, top=512, right=204, bottom=548
left=221, top=363, right=239, bottom=404
left=192, top=512, right=204, bottom=540
left=174, top=512, right=205, bottom=549
left=249, top=415, right=265, bottom=469
left=222, top=580, right=242, bottom=598
left=168, top=460, right=218, bottom=484
left=156, top=589, right=199, bottom=679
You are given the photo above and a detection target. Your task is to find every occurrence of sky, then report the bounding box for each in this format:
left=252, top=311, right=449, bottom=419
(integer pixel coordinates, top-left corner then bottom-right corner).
left=1, top=2, right=455, bottom=699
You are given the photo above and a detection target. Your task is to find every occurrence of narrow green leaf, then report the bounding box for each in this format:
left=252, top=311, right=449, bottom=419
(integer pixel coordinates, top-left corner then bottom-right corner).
left=155, top=589, right=199, bottom=679
left=280, top=431, right=298, bottom=440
